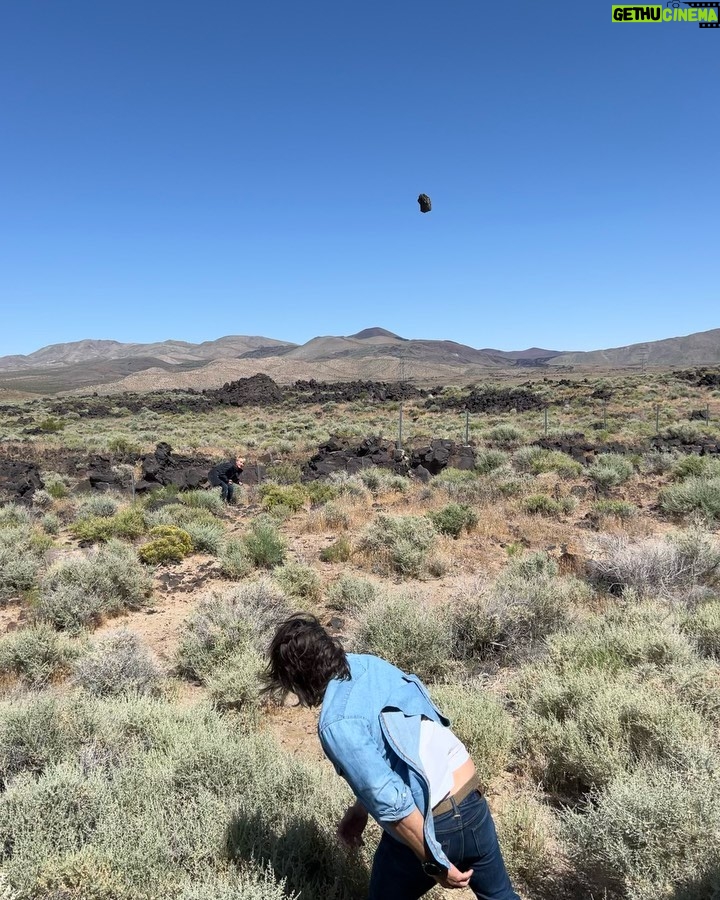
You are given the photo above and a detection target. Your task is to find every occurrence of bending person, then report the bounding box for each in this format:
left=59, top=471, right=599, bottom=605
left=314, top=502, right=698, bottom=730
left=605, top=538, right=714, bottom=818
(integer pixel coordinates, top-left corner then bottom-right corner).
left=263, top=614, right=521, bottom=900
left=208, top=454, right=244, bottom=504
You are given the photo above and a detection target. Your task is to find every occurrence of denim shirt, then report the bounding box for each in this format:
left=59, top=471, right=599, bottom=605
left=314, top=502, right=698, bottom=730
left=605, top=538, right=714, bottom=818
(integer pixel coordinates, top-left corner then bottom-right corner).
left=318, top=653, right=452, bottom=869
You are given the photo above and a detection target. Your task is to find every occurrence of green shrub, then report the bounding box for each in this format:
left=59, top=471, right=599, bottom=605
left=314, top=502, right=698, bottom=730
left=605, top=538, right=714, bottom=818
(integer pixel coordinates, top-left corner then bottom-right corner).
left=506, top=551, right=558, bottom=579
left=73, top=630, right=162, bottom=697
left=474, top=449, right=509, bottom=475
left=176, top=580, right=291, bottom=682
left=641, top=449, right=678, bottom=475
left=430, top=683, right=514, bottom=787
left=432, top=468, right=488, bottom=503
left=0, top=504, right=32, bottom=527
left=144, top=503, right=217, bottom=530
left=218, top=539, right=254, bottom=580
left=40, top=512, right=61, bottom=535
left=319, top=537, right=352, bottom=563
left=661, top=422, right=709, bottom=443
left=511, top=446, right=544, bottom=474
left=495, top=794, right=555, bottom=888
left=672, top=454, right=711, bottom=480
left=659, top=660, right=720, bottom=725
left=0, top=696, right=67, bottom=781
left=37, top=540, right=152, bottom=631
left=75, top=495, right=120, bottom=520
left=318, top=502, right=352, bottom=531
left=427, top=503, right=478, bottom=538
left=206, top=646, right=265, bottom=713
left=39, top=416, right=65, bottom=433
left=265, top=462, right=303, bottom=485
left=353, top=592, right=453, bottom=682
left=486, top=424, right=527, bottom=448
left=43, top=474, right=71, bottom=499
left=562, top=764, right=720, bottom=900
left=71, top=505, right=146, bottom=543
left=680, top=601, right=720, bottom=658
left=0, top=624, right=81, bottom=687
left=273, top=561, right=322, bottom=603
left=138, top=525, right=193, bottom=564
left=259, top=484, right=307, bottom=513
left=445, top=555, right=588, bottom=663
left=521, top=494, right=575, bottom=517
left=531, top=450, right=582, bottom=477
left=179, top=490, right=225, bottom=515
left=0, top=526, right=48, bottom=602
left=546, top=605, right=695, bottom=674
left=589, top=530, right=720, bottom=600
left=590, top=499, right=637, bottom=520
left=182, top=519, right=225, bottom=555
left=660, top=476, right=720, bottom=522
left=31, top=489, right=54, bottom=511
left=142, top=484, right=180, bottom=507
left=357, top=515, right=437, bottom=578
left=512, top=667, right=711, bottom=796
left=107, top=435, right=141, bottom=454
left=242, top=519, right=286, bottom=569
left=326, top=574, right=378, bottom=612
left=0, top=697, right=369, bottom=900
left=587, top=453, right=635, bottom=491
left=305, top=482, right=339, bottom=505
left=328, top=472, right=372, bottom=502
left=494, top=473, right=534, bottom=498
left=359, top=469, right=407, bottom=495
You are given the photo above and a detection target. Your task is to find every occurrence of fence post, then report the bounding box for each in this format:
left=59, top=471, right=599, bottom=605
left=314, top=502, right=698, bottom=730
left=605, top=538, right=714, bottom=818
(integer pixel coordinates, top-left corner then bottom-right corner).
left=655, top=404, right=660, bottom=434
left=544, top=407, right=548, bottom=436
left=398, top=401, right=403, bottom=450
left=603, top=400, right=607, bottom=430
left=465, top=410, right=469, bottom=444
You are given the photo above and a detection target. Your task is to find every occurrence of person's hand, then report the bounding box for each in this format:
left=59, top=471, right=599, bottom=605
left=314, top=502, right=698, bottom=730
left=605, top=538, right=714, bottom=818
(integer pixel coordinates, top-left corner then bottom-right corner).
left=436, top=863, right=473, bottom=890
left=337, top=803, right=368, bottom=849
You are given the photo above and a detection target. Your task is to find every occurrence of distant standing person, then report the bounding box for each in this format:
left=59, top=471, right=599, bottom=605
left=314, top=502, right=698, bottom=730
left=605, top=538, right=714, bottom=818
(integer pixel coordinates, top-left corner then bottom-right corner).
left=208, top=455, right=245, bottom=504
left=263, top=614, right=522, bottom=900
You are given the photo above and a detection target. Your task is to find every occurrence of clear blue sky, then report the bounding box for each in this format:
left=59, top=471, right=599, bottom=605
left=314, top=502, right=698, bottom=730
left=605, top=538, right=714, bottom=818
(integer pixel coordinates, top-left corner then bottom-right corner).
left=1, top=0, right=718, bottom=357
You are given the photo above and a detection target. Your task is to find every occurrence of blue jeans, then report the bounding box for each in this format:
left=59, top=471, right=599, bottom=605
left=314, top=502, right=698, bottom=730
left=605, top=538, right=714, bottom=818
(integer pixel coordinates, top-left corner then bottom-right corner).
left=209, top=475, right=234, bottom=502
left=368, top=790, right=521, bottom=900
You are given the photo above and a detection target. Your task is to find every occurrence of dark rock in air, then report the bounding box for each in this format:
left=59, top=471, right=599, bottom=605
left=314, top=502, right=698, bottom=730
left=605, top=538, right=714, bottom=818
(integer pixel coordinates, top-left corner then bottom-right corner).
left=418, top=193, right=432, bottom=213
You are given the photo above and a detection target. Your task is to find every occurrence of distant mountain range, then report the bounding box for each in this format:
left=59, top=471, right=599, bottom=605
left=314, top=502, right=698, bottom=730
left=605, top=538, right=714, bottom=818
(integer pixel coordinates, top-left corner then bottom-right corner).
left=0, top=326, right=718, bottom=396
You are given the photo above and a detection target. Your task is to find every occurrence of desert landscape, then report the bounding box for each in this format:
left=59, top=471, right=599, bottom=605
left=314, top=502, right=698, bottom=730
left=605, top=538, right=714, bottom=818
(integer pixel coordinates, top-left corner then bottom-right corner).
left=1, top=350, right=719, bottom=900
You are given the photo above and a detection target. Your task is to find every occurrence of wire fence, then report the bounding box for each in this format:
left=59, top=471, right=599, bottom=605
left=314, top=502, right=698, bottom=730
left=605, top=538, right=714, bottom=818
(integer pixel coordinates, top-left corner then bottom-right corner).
left=390, top=401, right=718, bottom=449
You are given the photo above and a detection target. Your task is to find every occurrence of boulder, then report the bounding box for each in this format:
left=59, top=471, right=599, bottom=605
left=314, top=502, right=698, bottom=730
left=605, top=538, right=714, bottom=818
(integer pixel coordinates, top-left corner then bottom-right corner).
left=0, top=460, right=43, bottom=502
left=136, top=443, right=210, bottom=492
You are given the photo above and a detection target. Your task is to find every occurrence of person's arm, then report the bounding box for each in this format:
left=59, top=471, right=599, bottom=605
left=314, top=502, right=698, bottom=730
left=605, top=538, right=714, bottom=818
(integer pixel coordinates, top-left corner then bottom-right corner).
left=386, top=809, right=472, bottom=889
left=336, top=799, right=368, bottom=848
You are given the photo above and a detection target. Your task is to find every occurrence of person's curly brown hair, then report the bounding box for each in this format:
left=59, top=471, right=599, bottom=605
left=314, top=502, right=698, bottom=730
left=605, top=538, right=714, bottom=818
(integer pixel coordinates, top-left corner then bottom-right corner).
left=262, top=613, right=350, bottom=707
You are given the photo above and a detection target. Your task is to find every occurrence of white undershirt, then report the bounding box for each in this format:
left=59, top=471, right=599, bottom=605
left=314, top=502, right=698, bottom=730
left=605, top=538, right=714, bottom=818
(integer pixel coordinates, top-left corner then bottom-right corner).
left=418, top=718, right=470, bottom=808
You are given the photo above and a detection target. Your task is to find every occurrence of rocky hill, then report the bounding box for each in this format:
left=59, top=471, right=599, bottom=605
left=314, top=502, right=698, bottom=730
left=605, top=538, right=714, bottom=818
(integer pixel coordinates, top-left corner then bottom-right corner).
left=0, top=326, right=718, bottom=396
